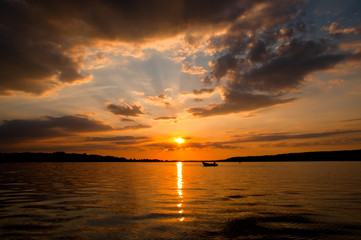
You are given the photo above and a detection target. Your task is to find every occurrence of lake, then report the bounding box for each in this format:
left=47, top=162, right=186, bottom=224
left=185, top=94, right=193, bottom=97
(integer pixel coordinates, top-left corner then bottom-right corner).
left=1, top=162, right=361, bottom=239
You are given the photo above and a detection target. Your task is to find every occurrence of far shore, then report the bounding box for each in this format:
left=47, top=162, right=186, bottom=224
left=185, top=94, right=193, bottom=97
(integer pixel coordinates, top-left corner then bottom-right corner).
left=1, top=149, right=360, bottom=162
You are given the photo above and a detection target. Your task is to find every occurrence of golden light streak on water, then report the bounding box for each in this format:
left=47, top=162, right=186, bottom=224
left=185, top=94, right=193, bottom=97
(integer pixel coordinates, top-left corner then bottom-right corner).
left=177, top=162, right=183, bottom=190
left=177, top=162, right=184, bottom=221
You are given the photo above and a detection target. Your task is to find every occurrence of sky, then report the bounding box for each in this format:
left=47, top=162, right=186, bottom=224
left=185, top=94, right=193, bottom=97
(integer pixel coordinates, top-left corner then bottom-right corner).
left=1, top=0, right=361, bottom=160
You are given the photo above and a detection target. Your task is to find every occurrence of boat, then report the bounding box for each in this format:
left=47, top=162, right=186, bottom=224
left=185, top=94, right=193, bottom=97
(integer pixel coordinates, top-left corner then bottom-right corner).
left=202, top=161, right=218, bottom=167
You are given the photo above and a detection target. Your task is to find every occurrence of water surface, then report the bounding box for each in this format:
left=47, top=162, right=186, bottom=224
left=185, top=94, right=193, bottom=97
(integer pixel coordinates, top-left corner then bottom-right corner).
left=1, top=162, right=361, bottom=239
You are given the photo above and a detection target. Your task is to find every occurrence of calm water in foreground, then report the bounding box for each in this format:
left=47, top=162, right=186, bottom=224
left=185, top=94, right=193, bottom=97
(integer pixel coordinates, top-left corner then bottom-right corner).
left=1, top=162, right=361, bottom=240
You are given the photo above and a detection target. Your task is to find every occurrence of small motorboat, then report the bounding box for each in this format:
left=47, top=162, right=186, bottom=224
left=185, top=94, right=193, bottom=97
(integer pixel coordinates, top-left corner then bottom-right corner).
left=202, top=161, right=218, bottom=167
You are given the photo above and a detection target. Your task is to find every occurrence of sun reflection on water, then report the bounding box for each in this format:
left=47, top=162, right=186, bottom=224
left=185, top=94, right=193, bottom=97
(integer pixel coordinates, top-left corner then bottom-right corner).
left=177, top=162, right=184, bottom=221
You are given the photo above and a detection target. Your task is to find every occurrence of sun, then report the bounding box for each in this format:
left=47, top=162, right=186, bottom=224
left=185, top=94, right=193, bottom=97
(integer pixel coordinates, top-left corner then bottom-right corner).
left=174, top=137, right=185, bottom=144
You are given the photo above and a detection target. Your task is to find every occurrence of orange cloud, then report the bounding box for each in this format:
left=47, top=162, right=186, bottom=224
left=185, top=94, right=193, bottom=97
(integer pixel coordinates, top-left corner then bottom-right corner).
left=146, top=93, right=173, bottom=107
left=322, top=22, right=361, bottom=35
left=182, top=62, right=207, bottom=75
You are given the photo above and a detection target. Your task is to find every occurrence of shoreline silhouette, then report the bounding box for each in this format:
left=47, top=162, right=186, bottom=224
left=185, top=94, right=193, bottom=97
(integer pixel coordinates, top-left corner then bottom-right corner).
left=1, top=149, right=360, bottom=162
left=221, top=149, right=361, bottom=162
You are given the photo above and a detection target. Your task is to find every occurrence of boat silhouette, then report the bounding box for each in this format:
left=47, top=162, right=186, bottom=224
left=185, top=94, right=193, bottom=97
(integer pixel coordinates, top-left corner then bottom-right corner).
left=202, top=161, right=218, bottom=167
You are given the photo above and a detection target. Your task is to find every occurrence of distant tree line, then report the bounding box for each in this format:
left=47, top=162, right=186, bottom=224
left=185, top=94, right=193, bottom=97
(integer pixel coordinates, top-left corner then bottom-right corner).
left=222, top=149, right=361, bottom=162
left=0, top=152, right=161, bottom=162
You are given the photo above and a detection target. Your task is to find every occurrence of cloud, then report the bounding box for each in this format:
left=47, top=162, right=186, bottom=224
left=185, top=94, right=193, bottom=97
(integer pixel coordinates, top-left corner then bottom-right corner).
left=232, top=39, right=348, bottom=92
left=180, top=87, right=217, bottom=105
left=200, top=141, right=239, bottom=149
left=182, top=62, right=207, bottom=75
left=148, top=129, right=361, bottom=151
left=187, top=1, right=361, bottom=117
left=260, top=137, right=361, bottom=148
left=0, top=0, right=249, bottom=95
left=322, top=22, right=361, bottom=36
left=328, top=79, right=345, bottom=88
left=242, top=113, right=258, bottom=119
left=0, top=0, right=95, bottom=95
left=118, top=124, right=152, bottom=131
left=154, top=116, right=177, bottom=120
left=0, top=114, right=113, bottom=143
left=340, top=118, right=361, bottom=123
left=0, top=143, right=121, bottom=153
left=146, top=93, right=172, bottom=107
left=194, top=97, right=204, bottom=102
left=131, top=91, right=145, bottom=96
left=84, top=53, right=111, bottom=70
left=3, top=0, right=361, bottom=127
left=86, top=136, right=148, bottom=142
left=106, top=103, right=144, bottom=117
left=201, top=75, right=214, bottom=85
left=188, top=89, right=295, bottom=117
left=146, top=142, right=178, bottom=151
left=181, top=88, right=215, bottom=95
left=145, top=129, right=361, bottom=151
left=235, top=130, right=361, bottom=142
left=121, top=118, right=136, bottom=122
left=147, top=140, right=239, bottom=151
left=86, top=135, right=150, bottom=145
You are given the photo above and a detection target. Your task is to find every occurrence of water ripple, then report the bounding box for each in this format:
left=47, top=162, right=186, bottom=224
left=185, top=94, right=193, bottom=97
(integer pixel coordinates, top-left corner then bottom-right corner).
left=1, top=162, right=361, bottom=240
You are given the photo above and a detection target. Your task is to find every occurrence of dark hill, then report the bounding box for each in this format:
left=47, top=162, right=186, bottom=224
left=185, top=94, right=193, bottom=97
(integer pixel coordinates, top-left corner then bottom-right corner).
left=221, top=149, right=361, bottom=162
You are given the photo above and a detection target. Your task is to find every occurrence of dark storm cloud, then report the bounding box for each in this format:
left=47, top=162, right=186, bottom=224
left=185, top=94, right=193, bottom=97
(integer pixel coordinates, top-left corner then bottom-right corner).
left=106, top=103, right=144, bottom=117
left=0, top=0, right=91, bottom=95
left=0, top=0, right=251, bottom=95
left=0, top=115, right=113, bottom=143
left=188, top=0, right=361, bottom=117
left=231, top=39, right=348, bottom=92
left=210, top=54, right=240, bottom=80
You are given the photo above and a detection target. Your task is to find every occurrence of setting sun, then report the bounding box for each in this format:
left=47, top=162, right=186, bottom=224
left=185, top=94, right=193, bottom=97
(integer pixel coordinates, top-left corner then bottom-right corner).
left=174, top=137, right=185, bottom=144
